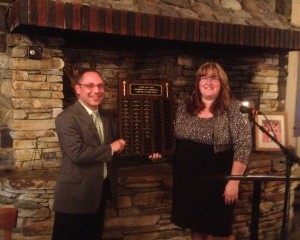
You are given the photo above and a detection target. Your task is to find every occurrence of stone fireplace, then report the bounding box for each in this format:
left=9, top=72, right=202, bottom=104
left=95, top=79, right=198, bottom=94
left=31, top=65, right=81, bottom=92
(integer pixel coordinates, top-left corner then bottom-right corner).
left=1, top=0, right=300, bottom=239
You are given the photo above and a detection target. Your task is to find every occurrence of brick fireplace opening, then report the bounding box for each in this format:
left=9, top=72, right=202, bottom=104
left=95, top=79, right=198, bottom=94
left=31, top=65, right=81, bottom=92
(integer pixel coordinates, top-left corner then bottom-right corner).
left=1, top=0, right=300, bottom=239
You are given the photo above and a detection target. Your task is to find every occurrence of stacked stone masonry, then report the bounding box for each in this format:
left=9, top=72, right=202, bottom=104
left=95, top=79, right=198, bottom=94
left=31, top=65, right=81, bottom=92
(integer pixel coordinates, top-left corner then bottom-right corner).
left=1, top=0, right=299, bottom=240
left=0, top=31, right=297, bottom=240
left=0, top=153, right=299, bottom=240
left=0, top=1, right=295, bottom=168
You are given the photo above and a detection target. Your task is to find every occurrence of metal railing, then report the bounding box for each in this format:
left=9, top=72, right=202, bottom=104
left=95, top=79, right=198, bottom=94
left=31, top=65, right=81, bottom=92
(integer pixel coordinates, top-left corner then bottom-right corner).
left=227, top=175, right=300, bottom=240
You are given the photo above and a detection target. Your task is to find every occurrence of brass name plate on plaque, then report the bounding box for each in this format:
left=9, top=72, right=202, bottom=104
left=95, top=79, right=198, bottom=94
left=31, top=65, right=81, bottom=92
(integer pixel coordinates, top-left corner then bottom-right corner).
left=130, top=84, right=162, bottom=96
left=119, top=79, right=174, bottom=157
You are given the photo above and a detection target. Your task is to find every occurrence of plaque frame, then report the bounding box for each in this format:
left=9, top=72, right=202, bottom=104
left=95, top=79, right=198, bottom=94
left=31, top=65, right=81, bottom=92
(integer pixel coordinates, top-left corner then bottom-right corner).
left=118, top=79, right=174, bottom=158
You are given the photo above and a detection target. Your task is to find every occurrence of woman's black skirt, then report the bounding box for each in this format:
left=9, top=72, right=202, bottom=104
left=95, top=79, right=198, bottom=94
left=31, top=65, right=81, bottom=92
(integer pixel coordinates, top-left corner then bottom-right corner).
left=171, top=139, right=235, bottom=237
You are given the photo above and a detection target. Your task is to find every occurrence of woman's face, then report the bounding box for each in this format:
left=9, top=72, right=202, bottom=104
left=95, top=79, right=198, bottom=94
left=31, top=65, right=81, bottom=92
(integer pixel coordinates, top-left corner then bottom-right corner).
left=198, top=76, right=221, bottom=101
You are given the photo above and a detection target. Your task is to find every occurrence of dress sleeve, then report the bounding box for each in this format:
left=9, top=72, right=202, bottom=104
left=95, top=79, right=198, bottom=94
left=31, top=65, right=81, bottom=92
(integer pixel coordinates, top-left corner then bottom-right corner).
left=229, top=100, right=252, bottom=165
left=175, top=100, right=186, bottom=125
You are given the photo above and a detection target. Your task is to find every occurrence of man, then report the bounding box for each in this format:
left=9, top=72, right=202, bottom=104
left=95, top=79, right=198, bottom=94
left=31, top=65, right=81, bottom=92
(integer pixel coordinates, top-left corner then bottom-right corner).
left=52, top=69, right=126, bottom=240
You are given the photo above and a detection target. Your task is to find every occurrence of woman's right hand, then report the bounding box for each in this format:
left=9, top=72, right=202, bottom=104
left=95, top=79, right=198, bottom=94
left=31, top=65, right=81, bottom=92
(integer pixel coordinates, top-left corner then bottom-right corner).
left=148, top=153, right=162, bottom=160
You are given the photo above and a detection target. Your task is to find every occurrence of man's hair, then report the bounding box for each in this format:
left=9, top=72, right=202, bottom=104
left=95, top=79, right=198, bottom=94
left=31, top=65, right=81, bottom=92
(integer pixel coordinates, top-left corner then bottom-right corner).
left=75, top=69, right=103, bottom=84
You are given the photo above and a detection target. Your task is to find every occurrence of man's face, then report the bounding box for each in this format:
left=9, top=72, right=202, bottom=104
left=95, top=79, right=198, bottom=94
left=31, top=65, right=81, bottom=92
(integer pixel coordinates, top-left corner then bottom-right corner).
left=74, top=72, right=105, bottom=111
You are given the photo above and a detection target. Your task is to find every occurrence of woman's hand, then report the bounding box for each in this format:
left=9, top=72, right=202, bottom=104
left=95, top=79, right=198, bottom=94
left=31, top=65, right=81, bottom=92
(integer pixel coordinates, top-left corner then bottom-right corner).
left=223, top=180, right=239, bottom=205
left=148, top=153, right=162, bottom=161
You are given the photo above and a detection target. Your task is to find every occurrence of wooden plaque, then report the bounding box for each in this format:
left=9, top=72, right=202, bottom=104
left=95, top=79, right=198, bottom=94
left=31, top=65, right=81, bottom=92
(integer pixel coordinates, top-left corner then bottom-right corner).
left=118, top=79, right=174, bottom=157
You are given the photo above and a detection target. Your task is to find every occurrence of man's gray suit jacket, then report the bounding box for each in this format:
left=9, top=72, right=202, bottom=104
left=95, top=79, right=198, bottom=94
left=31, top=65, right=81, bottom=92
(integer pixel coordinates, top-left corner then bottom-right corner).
left=53, top=101, right=118, bottom=214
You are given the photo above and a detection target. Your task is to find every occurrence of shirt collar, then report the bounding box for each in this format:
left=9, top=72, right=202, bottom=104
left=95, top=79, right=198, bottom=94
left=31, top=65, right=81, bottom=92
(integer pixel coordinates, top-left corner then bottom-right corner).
left=79, top=100, right=98, bottom=115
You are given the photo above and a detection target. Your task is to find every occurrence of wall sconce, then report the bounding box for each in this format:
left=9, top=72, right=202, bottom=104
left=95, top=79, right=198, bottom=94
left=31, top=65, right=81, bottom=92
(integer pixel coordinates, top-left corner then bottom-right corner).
left=28, top=46, right=42, bottom=60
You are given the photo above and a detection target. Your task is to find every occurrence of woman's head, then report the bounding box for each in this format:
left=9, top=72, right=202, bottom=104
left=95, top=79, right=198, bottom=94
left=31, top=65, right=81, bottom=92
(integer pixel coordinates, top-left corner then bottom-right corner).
left=187, top=62, right=231, bottom=114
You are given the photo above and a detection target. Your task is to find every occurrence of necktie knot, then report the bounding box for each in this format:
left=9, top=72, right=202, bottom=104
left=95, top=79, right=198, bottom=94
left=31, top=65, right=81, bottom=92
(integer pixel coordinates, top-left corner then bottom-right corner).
left=91, top=111, right=98, bottom=120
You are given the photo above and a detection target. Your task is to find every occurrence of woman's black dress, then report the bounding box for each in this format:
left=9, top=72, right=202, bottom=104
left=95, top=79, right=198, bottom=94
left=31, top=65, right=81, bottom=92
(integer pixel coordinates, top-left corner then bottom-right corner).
left=171, top=138, right=234, bottom=236
left=171, top=99, right=252, bottom=237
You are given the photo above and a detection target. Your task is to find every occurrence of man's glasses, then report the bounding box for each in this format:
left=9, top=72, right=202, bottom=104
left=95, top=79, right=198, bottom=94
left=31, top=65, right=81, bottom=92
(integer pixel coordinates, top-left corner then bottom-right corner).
left=78, top=83, right=105, bottom=90
left=199, top=76, right=219, bottom=82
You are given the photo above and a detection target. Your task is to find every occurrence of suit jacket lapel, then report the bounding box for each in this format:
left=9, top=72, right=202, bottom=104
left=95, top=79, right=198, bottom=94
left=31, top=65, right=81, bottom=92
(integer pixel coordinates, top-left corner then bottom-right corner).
left=74, top=101, right=100, bottom=141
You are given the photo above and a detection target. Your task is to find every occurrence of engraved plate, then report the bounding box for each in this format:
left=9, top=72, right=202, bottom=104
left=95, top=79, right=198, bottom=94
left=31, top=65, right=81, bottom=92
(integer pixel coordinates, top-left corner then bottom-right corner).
left=130, top=84, right=162, bottom=96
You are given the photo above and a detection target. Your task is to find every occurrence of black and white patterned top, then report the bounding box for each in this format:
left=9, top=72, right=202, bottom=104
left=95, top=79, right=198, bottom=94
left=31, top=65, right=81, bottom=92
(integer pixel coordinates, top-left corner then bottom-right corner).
left=175, top=99, right=252, bottom=165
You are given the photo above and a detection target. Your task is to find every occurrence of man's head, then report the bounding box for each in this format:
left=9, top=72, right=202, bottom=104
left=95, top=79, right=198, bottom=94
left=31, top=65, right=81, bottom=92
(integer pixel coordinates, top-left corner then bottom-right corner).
left=74, top=69, right=105, bottom=111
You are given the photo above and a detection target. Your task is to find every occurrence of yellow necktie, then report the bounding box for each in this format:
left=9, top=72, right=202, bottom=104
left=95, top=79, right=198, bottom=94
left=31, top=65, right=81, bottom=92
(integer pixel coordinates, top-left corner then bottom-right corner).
left=91, top=111, right=104, bottom=143
left=91, top=111, right=107, bottom=178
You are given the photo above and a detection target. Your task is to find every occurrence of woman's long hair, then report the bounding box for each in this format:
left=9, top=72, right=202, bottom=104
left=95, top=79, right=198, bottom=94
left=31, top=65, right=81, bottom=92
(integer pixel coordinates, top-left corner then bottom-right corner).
left=186, top=62, right=232, bottom=115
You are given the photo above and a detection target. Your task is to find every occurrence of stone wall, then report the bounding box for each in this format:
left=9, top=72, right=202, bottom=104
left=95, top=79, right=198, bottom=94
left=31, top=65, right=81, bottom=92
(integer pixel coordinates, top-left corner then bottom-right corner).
left=0, top=0, right=12, bottom=165
left=2, top=34, right=64, bottom=169
left=0, top=30, right=296, bottom=240
left=56, top=0, right=291, bottom=30
left=0, top=28, right=288, bottom=168
left=0, top=0, right=295, bottom=168
left=0, top=1, right=299, bottom=240
left=63, top=34, right=285, bottom=112
left=0, top=152, right=298, bottom=240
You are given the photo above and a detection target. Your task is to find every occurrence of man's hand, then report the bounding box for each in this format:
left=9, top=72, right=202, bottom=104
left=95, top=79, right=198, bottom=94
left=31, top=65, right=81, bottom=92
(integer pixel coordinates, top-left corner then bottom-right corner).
left=110, top=139, right=126, bottom=153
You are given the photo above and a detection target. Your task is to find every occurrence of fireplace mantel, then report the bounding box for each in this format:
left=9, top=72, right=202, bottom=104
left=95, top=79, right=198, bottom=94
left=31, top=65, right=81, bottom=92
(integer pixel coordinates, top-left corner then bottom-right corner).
left=7, top=0, right=300, bottom=51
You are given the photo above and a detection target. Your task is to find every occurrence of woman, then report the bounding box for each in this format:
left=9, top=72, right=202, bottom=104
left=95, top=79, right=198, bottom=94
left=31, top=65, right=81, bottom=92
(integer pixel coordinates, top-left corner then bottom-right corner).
left=151, top=62, right=252, bottom=240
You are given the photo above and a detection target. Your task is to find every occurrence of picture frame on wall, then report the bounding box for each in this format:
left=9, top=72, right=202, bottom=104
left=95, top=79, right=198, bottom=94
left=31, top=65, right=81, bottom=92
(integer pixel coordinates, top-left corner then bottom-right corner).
left=255, top=112, right=288, bottom=151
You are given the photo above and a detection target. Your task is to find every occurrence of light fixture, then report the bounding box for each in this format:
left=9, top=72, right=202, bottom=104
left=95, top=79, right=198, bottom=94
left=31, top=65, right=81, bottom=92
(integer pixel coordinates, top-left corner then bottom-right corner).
left=232, top=91, right=261, bottom=110
left=28, top=46, right=42, bottom=60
